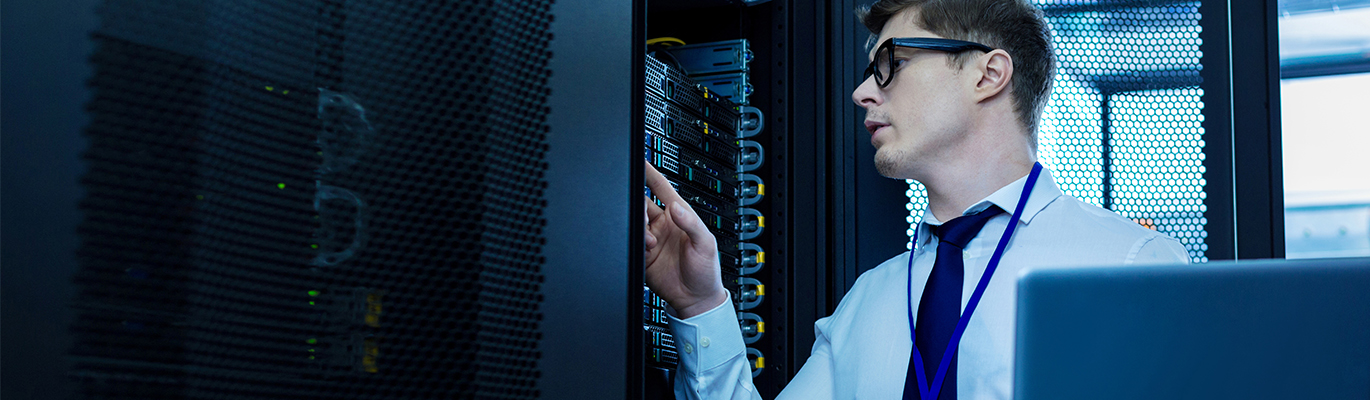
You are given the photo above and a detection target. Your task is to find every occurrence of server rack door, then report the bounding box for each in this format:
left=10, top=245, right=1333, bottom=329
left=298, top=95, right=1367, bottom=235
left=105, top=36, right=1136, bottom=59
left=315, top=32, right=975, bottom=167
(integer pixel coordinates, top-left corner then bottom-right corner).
left=543, top=0, right=641, bottom=398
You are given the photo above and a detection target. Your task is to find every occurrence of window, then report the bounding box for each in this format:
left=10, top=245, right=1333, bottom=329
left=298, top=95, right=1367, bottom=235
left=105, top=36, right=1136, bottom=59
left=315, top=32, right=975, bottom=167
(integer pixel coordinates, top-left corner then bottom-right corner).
left=1279, top=3, right=1370, bottom=259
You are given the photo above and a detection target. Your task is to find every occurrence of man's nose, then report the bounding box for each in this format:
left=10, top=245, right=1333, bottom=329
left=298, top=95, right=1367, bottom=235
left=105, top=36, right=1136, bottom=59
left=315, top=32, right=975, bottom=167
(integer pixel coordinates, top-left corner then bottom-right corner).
left=852, top=76, right=882, bottom=109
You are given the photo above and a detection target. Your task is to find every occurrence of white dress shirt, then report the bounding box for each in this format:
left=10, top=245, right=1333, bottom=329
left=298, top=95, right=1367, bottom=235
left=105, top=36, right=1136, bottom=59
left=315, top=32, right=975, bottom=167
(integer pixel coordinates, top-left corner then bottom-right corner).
left=667, top=167, right=1191, bottom=400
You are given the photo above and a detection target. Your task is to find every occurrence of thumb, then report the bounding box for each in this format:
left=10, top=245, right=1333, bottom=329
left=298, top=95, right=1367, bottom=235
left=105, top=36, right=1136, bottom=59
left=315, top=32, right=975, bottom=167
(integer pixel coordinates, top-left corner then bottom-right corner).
left=669, top=202, right=711, bottom=243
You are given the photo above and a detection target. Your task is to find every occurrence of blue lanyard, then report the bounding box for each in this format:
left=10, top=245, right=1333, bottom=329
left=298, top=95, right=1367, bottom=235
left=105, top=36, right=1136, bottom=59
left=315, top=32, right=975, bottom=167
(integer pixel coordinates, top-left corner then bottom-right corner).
left=906, top=162, right=1042, bottom=400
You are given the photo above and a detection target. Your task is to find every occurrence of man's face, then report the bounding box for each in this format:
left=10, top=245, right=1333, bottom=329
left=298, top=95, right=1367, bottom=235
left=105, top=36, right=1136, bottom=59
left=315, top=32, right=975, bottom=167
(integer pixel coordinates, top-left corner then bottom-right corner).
left=852, top=9, right=975, bottom=180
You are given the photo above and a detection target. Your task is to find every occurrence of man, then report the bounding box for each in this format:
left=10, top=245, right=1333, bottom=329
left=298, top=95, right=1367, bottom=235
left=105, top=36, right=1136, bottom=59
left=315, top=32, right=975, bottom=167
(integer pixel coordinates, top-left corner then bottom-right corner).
left=642, top=0, right=1190, bottom=398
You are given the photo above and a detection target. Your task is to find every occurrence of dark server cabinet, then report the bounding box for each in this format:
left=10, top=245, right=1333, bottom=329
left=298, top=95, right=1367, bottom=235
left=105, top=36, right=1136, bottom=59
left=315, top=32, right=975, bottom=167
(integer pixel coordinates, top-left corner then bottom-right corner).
left=541, top=0, right=637, bottom=399
left=71, top=0, right=556, bottom=399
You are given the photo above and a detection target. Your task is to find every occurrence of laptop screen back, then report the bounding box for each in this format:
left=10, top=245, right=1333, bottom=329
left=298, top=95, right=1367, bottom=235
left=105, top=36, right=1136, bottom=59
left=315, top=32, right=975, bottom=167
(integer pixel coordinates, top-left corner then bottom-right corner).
left=1015, top=258, right=1370, bottom=400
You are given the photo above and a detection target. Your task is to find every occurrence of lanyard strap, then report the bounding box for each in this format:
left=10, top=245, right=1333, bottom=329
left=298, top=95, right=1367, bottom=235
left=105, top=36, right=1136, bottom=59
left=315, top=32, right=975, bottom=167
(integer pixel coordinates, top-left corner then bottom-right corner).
left=906, top=162, right=1042, bottom=400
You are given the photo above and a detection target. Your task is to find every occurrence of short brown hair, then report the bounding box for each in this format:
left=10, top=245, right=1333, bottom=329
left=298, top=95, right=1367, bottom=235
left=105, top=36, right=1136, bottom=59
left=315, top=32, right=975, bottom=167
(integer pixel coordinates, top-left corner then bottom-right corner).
left=856, top=0, right=1054, bottom=145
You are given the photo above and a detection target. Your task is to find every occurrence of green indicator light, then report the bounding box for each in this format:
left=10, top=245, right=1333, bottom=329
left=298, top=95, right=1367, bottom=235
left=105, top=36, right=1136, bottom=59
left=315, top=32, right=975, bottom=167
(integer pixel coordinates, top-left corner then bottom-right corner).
left=265, top=86, right=274, bottom=91
left=308, top=290, right=320, bottom=297
left=282, top=90, right=290, bottom=95
left=196, top=195, right=204, bottom=200
left=306, top=338, right=317, bottom=344
left=309, top=301, right=316, bottom=305
left=308, top=348, right=315, bottom=353
left=277, top=183, right=286, bottom=189
left=309, top=355, right=315, bottom=360
left=311, top=244, right=318, bottom=249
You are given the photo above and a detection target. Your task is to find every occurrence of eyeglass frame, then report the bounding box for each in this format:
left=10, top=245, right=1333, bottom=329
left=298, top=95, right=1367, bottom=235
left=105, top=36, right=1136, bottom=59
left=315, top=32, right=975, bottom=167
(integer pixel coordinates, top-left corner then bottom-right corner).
left=863, top=37, right=996, bottom=88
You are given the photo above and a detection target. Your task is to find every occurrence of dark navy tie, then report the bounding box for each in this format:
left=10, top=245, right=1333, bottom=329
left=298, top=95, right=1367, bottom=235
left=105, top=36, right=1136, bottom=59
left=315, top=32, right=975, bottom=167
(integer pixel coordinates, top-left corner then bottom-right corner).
left=904, top=206, right=1004, bottom=400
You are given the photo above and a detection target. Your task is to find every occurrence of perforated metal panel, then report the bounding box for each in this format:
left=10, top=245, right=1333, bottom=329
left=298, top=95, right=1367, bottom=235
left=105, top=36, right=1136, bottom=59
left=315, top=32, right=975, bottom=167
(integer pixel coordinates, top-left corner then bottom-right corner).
left=906, top=1, right=1209, bottom=262
left=73, top=1, right=553, bottom=398
left=905, top=181, right=928, bottom=250
left=1105, top=88, right=1208, bottom=262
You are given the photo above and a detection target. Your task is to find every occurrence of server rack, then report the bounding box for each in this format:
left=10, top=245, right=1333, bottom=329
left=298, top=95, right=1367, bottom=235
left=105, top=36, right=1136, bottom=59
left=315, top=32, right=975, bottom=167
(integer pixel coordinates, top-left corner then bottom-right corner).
left=633, top=0, right=930, bottom=397
left=642, top=3, right=783, bottom=397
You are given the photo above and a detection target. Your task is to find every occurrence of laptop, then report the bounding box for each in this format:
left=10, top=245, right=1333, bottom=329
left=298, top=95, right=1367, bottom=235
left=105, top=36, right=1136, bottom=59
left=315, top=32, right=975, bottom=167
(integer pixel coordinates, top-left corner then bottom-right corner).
left=1014, top=257, right=1370, bottom=400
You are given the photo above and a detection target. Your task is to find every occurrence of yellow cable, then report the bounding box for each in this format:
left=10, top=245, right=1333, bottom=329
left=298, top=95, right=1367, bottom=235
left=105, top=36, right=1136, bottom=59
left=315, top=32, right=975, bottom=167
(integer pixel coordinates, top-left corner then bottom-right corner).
left=647, top=37, right=686, bottom=47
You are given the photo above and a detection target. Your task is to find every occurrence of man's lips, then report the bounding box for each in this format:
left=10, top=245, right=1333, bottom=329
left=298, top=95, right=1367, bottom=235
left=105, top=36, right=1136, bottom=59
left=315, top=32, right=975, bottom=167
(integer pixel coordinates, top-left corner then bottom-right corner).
left=864, top=120, right=889, bottom=136
left=864, top=121, right=890, bottom=143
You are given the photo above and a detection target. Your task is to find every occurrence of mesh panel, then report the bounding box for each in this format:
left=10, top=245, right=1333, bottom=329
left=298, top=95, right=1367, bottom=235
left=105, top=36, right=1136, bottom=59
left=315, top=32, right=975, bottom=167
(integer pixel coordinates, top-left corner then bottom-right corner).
left=905, top=1, right=1208, bottom=262
left=905, top=181, right=928, bottom=250
left=1107, top=88, right=1208, bottom=262
left=1039, top=78, right=1106, bottom=206
left=73, top=1, right=553, bottom=398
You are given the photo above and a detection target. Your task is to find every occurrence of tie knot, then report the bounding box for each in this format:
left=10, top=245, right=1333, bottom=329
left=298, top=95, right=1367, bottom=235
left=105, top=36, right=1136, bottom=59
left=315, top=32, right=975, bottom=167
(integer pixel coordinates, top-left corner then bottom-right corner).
left=932, top=206, right=1005, bottom=249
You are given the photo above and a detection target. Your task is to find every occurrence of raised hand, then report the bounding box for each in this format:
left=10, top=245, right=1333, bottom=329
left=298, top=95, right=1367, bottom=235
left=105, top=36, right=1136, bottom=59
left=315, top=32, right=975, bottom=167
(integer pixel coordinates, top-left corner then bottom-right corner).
left=643, top=160, right=729, bottom=319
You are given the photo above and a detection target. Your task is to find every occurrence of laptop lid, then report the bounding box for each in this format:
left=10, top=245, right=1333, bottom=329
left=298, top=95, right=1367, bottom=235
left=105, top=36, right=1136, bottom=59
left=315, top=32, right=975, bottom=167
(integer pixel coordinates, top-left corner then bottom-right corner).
left=1014, top=257, right=1370, bottom=400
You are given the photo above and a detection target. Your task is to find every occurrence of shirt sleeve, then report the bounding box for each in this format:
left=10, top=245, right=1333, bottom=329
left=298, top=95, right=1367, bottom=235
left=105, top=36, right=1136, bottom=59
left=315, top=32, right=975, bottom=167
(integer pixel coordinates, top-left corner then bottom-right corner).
left=1126, top=233, right=1192, bottom=265
left=667, top=297, right=762, bottom=400
left=773, top=315, right=837, bottom=400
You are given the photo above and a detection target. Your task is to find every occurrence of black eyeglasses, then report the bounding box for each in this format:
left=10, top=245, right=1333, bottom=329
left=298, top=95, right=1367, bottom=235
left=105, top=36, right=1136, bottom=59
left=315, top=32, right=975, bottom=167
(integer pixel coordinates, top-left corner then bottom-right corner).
left=863, top=37, right=995, bottom=88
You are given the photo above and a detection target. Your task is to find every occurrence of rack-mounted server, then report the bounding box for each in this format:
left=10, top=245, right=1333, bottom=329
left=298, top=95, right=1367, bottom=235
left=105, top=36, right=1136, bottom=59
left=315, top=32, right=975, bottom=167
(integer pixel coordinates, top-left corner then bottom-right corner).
left=642, top=37, right=772, bottom=397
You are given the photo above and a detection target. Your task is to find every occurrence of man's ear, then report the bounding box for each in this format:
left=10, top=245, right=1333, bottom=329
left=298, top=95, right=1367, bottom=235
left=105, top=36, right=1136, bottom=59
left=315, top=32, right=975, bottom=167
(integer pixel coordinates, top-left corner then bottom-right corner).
left=973, top=50, right=1013, bottom=103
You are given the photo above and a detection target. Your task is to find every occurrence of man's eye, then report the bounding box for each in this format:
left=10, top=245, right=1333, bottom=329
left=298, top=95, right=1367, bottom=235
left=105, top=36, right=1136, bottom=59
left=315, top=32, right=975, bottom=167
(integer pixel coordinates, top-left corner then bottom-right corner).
left=892, top=59, right=908, bottom=69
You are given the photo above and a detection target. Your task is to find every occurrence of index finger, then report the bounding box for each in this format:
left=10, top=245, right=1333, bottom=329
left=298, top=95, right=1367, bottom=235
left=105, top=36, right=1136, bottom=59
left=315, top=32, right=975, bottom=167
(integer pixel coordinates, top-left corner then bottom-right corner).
left=645, top=195, right=663, bottom=221
left=644, top=159, right=687, bottom=209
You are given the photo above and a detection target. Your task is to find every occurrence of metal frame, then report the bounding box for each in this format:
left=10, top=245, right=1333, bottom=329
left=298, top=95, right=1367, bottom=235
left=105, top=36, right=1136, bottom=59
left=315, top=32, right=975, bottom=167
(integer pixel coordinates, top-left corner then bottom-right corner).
left=746, top=2, right=791, bottom=396
left=1, top=1, right=96, bottom=398
left=1281, top=60, right=1370, bottom=79
left=784, top=0, right=824, bottom=388
left=630, top=0, right=647, bottom=395
left=1201, top=0, right=1286, bottom=260
left=541, top=0, right=640, bottom=398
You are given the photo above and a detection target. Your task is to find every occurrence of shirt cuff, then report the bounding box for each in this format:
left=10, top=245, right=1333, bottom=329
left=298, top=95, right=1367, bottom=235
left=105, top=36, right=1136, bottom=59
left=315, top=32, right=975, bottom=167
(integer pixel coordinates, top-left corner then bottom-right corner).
left=666, top=297, right=747, bottom=376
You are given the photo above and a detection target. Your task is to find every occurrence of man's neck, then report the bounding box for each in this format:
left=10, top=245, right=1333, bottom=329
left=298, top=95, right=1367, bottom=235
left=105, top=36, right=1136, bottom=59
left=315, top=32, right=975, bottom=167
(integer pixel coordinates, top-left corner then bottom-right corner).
left=920, top=141, right=1035, bottom=223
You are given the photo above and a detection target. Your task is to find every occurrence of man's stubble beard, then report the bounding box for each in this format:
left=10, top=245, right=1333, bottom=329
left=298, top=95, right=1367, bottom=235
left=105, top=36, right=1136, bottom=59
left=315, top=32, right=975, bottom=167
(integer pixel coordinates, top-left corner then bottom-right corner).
left=867, top=109, right=914, bottom=179
left=873, top=145, right=913, bottom=179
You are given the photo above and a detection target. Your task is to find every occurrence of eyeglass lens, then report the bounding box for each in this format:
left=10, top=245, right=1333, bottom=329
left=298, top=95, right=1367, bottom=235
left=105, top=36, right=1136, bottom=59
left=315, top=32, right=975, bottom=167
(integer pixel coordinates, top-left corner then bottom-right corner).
left=862, top=42, right=898, bottom=87
left=874, top=43, right=893, bottom=87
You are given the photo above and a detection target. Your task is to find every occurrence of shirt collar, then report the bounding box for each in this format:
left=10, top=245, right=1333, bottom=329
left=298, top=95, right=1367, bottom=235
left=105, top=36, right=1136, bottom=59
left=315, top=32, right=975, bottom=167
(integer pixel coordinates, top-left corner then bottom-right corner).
left=915, top=165, right=1064, bottom=248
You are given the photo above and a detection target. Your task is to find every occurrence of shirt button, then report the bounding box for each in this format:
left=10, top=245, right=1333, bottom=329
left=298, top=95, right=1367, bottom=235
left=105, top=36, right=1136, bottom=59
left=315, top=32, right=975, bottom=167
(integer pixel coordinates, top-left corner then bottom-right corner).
left=701, top=337, right=711, bottom=348
left=683, top=342, right=694, bottom=354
